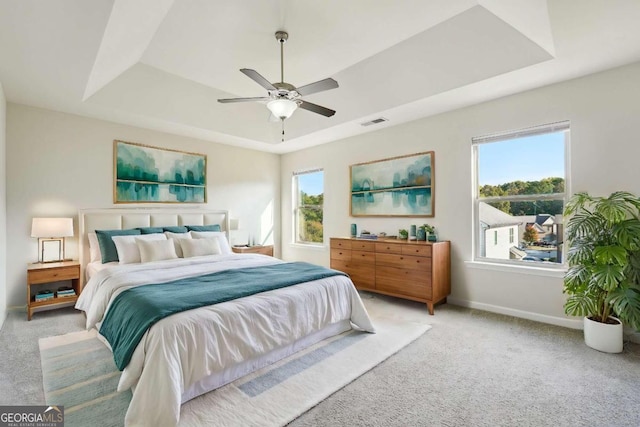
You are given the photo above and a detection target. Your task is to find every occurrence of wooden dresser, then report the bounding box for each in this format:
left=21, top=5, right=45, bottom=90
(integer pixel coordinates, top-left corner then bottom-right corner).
left=330, top=237, right=450, bottom=314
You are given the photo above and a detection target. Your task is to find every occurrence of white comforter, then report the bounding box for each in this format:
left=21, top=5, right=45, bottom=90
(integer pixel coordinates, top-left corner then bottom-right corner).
left=76, top=254, right=375, bottom=426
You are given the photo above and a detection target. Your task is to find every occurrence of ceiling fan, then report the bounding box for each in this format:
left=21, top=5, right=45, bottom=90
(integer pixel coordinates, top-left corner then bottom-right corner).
left=218, top=31, right=339, bottom=123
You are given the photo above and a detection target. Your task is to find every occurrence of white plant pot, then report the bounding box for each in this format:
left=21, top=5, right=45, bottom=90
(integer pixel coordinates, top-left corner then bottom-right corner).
left=583, top=316, right=623, bottom=353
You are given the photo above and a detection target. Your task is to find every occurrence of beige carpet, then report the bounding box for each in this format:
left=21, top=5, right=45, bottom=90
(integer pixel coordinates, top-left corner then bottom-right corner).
left=39, top=297, right=431, bottom=427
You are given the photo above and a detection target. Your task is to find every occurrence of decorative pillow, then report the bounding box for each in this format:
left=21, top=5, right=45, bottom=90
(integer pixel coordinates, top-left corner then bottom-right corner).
left=163, top=226, right=188, bottom=233
left=186, top=224, right=221, bottom=232
left=87, top=232, right=101, bottom=263
left=137, top=227, right=164, bottom=234
left=164, top=231, right=192, bottom=258
left=95, top=229, right=142, bottom=263
left=137, top=238, right=178, bottom=263
left=179, top=238, right=221, bottom=258
left=112, top=234, right=167, bottom=264
left=190, top=231, right=232, bottom=254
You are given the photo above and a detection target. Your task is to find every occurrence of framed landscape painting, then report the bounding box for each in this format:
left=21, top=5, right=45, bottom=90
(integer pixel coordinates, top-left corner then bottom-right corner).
left=114, top=140, right=206, bottom=203
left=350, top=151, right=434, bottom=217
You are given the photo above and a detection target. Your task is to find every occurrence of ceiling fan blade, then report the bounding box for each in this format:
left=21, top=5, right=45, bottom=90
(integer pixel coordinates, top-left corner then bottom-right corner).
left=295, top=78, right=338, bottom=96
left=298, top=100, right=336, bottom=117
left=240, top=69, right=276, bottom=91
left=218, top=97, right=271, bottom=103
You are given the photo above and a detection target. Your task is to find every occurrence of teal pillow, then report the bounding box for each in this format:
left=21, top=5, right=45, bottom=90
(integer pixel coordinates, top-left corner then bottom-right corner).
left=186, top=224, right=221, bottom=232
left=163, top=226, right=188, bottom=233
left=95, top=229, right=142, bottom=263
left=137, top=227, right=164, bottom=234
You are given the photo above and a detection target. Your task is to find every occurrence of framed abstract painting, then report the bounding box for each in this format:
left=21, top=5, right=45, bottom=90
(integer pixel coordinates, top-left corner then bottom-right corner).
left=114, top=140, right=207, bottom=203
left=350, top=151, right=434, bottom=217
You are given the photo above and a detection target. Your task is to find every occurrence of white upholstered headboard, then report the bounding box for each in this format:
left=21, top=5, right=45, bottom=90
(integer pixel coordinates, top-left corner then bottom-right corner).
left=78, top=208, right=229, bottom=285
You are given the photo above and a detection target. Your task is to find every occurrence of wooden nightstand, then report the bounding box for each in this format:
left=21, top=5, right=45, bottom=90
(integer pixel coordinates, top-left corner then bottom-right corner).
left=232, top=245, right=274, bottom=257
left=27, top=261, right=81, bottom=321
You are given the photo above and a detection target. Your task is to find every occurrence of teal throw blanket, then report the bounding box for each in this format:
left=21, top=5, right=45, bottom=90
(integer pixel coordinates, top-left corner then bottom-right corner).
left=99, top=262, right=347, bottom=370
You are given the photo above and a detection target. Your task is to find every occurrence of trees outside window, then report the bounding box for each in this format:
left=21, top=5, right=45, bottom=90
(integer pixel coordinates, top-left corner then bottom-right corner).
left=293, top=170, right=324, bottom=244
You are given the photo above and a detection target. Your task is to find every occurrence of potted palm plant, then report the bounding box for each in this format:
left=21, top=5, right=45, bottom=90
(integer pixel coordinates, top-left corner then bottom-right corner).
left=563, top=191, right=640, bottom=353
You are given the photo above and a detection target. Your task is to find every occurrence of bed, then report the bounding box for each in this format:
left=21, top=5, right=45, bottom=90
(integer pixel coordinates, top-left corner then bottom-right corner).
left=75, top=208, right=375, bottom=426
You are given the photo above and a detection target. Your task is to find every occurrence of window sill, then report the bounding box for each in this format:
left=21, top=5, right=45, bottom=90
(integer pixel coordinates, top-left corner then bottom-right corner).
left=465, top=260, right=566, bottom=278
left=289, top=243, right=327, bottom=251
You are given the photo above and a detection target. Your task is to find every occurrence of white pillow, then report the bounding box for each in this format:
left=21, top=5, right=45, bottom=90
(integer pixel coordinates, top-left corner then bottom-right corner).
left=179, top=238, right=221, bottom=258
left=164, top=231, right=192, bottom=258
left=137, top=238, right=178, bottom=263
left=189, top=231, right=232, bottom=254
left=88, top=232, right=101, bottom=263
left=112, top=234, right=167, bottom=264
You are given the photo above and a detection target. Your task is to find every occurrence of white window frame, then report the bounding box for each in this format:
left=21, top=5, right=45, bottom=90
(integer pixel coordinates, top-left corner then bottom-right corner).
left=292, top=169, right=324, bottom=246
left=509, top=228, right=514, bottom=244
left=472, top=121, right=570, bottom=268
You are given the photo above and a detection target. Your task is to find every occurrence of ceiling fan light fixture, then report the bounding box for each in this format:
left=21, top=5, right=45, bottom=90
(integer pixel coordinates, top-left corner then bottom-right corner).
left=267, top=98, right=297, bottom=120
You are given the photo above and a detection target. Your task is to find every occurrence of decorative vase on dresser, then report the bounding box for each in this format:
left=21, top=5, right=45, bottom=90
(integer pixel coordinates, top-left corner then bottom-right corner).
left=330, top=237, right=451, bottom=314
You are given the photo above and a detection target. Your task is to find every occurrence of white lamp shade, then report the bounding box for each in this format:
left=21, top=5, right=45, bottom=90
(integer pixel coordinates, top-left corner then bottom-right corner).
left=230, top=218, right=240, bottom=230
left=267, top=99, right=298, bottom=119
left=31, top=217, right=74, bottom=238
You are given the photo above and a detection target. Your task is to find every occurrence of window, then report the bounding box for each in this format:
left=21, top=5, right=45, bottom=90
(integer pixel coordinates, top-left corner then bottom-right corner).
left=473, top=121, right=569, bottom=265
left=293, top=169, right=324, bottom=244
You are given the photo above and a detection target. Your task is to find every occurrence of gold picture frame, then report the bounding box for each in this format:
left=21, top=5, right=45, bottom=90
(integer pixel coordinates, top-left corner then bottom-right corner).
left=350, top=151, right=435, bottom=217
left=113, top=140, right=207, bottom=204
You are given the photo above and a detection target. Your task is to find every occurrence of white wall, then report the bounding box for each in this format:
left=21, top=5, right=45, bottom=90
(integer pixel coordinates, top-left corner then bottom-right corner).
left=0, top=82, right=6, bottom=327
left=281, top=61, right=640, bottom=327
left=5, top=104, right=280, bottom=308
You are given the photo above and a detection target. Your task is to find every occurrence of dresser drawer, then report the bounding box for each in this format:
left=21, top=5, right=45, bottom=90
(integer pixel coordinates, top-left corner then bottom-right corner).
left=28, top=265, right=79, bottom=284
left=376, top=253, right=432, bottom=271
left=401, top=245, right=432, bottom=257
left=376, top=266, right=432, bottom=300
left=375, top=242, right=402, bottom=254
left=330, top=260, right=375, bottom=289
left=330, top=249, right=351, bottom=261
left=351, top=240, right=376, bottom=252
left=351, top=250, right=376, bottom=264
left=330, top=239, right=352, bottom=250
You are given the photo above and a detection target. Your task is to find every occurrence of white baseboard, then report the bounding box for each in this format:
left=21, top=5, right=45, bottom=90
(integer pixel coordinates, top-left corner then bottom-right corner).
left=447, top=297, right=640, bottom=343
left=447, top=297, right=583, bottom=329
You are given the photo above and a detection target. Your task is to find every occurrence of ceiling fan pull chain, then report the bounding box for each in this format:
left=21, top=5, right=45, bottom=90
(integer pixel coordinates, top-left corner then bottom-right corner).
left=281, top=120, right=285, bottom=142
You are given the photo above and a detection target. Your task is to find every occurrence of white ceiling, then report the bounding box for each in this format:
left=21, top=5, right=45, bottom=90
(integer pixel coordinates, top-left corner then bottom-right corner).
left=1, top=0, right=640, bottom=154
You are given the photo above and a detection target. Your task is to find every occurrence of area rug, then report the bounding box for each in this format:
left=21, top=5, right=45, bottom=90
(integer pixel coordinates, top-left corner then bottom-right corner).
left=40, top=301, right=430, bottom=427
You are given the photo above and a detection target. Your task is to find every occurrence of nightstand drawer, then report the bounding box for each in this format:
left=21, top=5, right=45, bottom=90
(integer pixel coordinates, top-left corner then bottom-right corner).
left=28, top=266, right=79, bottom=284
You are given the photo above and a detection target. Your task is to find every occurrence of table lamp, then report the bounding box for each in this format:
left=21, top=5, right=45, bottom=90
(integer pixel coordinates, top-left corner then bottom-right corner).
left=31, top=217, right=74, bottom=263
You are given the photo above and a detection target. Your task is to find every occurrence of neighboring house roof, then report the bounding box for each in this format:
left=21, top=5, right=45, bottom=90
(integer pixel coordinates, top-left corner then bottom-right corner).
left=525, top=223, right=546, bottom=233
left=535, top=214, right=554, bottom=226
left=479, top=203, right=522, bottom=228
left=514, top=214, right=556, bottom=226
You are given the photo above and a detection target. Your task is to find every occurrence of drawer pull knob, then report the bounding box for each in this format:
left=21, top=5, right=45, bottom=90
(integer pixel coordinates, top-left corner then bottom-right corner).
left=400, top=257, right=404, bottom=260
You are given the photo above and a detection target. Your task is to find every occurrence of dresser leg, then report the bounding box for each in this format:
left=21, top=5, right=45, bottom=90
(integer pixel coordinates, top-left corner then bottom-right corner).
left=27, top=308, right=32, bottom=321
left=426, top=302, right=434, bottom=315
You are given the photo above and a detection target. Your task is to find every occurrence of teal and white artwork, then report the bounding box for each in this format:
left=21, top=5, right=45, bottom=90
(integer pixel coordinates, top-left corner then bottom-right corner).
left=350, top=151, right=434, bottom=217
left=114, top=140, right=206, bottom=203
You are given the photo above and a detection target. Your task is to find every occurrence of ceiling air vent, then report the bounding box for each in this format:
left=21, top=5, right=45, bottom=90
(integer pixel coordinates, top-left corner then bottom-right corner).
left=360, top=117, right=388, bottom=127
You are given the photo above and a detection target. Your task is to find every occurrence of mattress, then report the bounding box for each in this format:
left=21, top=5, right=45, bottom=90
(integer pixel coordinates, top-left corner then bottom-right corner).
left=77, top=254, right=375, bottom=426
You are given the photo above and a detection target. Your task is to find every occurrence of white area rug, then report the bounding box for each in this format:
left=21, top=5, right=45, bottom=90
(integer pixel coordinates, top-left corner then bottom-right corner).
left=40, top=295, right=431, bottom=427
